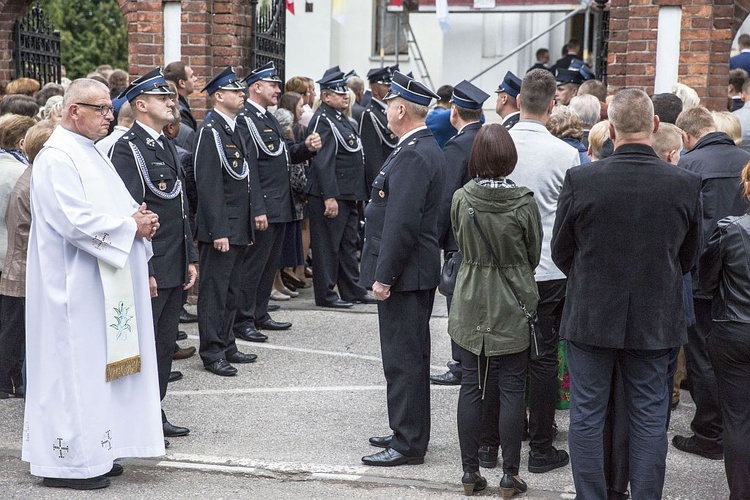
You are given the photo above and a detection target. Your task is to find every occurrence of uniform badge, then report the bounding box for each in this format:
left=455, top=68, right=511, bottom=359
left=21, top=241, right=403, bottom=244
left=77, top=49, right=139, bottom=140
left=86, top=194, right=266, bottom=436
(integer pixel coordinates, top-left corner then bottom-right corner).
left=233, top=160, right=238, bottom=168
left=145, top=137, right=156, bottom=148
left=379, top=190, right=385, bottom=198
left=390, top=133, right=396, bottom=139
left=158, top=180, right=167, bottom=191
left=348, top=140, right=354, bottom=146
left=234, top=151, right=240, bottom=158
left=268, top=143, right=275, bottom=151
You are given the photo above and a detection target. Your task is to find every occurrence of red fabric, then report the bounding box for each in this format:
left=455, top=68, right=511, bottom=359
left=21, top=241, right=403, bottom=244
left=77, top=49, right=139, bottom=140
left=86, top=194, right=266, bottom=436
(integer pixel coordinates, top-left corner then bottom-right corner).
left=286, top=0, right=295, bottom=14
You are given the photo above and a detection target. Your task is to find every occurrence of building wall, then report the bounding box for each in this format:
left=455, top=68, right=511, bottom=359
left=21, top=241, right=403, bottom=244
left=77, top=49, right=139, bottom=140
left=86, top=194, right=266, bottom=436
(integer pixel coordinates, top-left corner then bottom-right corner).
left=0, top=0, right=39, bottom=82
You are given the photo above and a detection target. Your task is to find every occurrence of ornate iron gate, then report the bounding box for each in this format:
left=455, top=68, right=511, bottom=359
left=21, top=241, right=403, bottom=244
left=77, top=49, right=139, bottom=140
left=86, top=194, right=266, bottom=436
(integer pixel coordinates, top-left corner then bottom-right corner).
left=593, top=1, right=609, bottom=84
left=13, top=1, right=61, bottom=84
left=250, top=0, right=286, bottom=82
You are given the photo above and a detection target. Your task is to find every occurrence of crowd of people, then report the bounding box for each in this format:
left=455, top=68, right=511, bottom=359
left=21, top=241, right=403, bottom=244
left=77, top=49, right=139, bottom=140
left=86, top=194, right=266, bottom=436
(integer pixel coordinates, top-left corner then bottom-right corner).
left=0, top=38, right=747, bottom=499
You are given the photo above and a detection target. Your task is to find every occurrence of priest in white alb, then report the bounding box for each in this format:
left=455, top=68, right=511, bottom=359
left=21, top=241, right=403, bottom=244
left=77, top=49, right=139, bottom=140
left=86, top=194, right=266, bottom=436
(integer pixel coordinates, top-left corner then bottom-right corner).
left=22, top=78, right=165, bottom=490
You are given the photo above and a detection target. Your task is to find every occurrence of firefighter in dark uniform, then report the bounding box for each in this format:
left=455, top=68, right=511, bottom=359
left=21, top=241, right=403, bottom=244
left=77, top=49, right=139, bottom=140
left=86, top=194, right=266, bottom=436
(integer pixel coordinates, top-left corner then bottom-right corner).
left=232, top=62, right=321, bottom=341
left=496, top=71, right=522, bottom=130
left=359, top=66, right=399, bottom=189
left=306, top=66, right=375, bottom=308
left=109, top=67, right=197, bottom=439
left=194, top=67, right=258, bottom=376
left=359, top=71, right=444, bottom=466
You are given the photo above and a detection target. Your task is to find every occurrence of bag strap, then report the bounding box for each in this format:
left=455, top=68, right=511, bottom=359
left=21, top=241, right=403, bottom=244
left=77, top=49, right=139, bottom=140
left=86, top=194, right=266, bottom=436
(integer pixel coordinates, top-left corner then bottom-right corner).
left=465, top=197, right=533, bottom=320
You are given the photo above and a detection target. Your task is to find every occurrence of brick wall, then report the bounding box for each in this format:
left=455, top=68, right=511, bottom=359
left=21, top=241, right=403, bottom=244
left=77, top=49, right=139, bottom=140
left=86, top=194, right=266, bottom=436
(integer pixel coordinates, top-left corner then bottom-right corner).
left=607, top=0, right=750, bottom=110
left=0, top=0, right=36, bottom=83
left=123, top=0, right=254, bottom=120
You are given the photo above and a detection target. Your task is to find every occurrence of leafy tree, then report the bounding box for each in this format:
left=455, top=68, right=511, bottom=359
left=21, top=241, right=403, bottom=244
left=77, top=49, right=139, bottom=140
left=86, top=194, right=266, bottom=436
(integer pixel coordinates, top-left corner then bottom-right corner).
left=37, top=0, right=128, bottom=79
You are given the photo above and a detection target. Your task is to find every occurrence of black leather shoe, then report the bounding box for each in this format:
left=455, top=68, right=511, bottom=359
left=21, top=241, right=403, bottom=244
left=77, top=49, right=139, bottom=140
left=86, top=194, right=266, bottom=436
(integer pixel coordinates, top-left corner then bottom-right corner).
left=163, top=420, right=190, bottom=437
left=430, top=371, right=461, bottom=385
left=361, top=447, right=424, bottom=466
left=499, top=473, right=527, bottom=499
left=173, top=346, right=196, bottom=360
left=255, top=318, right=292, bottom=330
left=168, top=371, right=183, bottom=383
left=234, top=326, right=268, bottom=343
left=528, top=447, right=569, bottom=473
left=43, top=477, right=111, bottom=490
left=672, top=435, right=723, bottom=460
left=478, top=445, right=498, bottom=468
left=164, top=439, right=170, bottom=448
left=281, top=271, right=306, bottom=289
left=268, top=304, right=281, bottom=312
left=368, top=435, right=393, bottom=448
left=179, top=307, right=198, bottom=323
left=104, top=463, right=124, bottom=477
left=351, top=294, right=377, bottom=304
left=177, top=330, right=188, bottom=341
left=205, top=359, right=237, bottom=376
left=319, top=299, right=353, bottom=309
left=462, top=471, right=488, bottom=496
left=226, top=351, right=258, bottom=364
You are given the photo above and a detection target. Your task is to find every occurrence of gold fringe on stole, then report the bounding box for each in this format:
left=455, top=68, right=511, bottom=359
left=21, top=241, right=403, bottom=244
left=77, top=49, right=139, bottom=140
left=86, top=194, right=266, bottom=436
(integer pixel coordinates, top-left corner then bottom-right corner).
left=105, top=355, right=142, bottom=382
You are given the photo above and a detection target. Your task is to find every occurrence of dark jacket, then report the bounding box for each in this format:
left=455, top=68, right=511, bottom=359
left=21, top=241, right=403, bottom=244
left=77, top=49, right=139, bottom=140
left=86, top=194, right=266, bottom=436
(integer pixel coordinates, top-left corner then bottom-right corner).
left=679, top=131, right=750, bottom=297
left=305, top=102, right=366, bottom=201
left=561, top=137, right=591, bottom=165
left=550, top=54, right=583, bottom=75
left=552, top=143, right=703, bottom=349
left=448, top=180, right=542, bottom=356
left=110, top=122, right=196, bottom=288
left=236, top=101, right=314, bottom=223
left=699, top=214, right=750, bottom=324
left=193, top=113, right=254, bottom=245
left=359, top=128, right=444, bottom=292
left=178, top=95, right=197, bottom=131
left=438, top=121, right=481, bottom=253
left=359, top=99, right=397, bottom=189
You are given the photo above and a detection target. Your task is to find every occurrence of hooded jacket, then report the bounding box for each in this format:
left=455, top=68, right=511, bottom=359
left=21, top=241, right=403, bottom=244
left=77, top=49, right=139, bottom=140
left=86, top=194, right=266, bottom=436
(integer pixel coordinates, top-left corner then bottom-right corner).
left=448, top=179, right=542, bottom=356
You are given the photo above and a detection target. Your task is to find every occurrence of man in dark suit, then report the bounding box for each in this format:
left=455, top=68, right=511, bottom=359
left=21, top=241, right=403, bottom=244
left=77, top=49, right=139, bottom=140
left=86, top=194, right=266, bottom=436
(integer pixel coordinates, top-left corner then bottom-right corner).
left=306, top=67, right=375, bottom=308
left=430, top=80, right=488, bottom=387
left=672, top=106, right=750, bottom=460
left=360, top=71, right=444, bottom=467
left=730, top=34, right=750, bottom=74
left=164, top=61, right=198, bottom=132
left=194, top=67, right=258, bottom=376
left=233, top=62, right=321, bottom=341
left=551, top=88, right=703, bottom=499
left=526, top=48, right=551, bottom=73
left=359, top=66, right=398, bottom=189
left=109, top=67, right=197, bottom=440
left=550, top=39, right=583, bottom=75
left=495, top=71, right=522, bottom=130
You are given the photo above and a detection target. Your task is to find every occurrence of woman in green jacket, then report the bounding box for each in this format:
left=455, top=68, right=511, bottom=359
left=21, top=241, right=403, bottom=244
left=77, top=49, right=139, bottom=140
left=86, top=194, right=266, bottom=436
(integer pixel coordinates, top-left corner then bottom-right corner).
left=449, top=124, right=542, bottom=497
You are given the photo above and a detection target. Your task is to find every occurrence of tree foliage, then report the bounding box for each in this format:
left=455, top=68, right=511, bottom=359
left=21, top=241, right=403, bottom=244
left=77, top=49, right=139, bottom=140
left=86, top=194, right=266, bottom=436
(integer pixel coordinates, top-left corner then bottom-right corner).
left=38, top=0, right=128, bottom=79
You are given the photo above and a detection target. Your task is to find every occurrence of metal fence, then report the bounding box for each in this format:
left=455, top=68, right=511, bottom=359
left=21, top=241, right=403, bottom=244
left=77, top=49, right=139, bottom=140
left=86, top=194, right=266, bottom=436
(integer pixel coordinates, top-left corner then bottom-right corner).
left=250, top=0, right=286, bottom=82
left=13, top=1, right=61, bottom=84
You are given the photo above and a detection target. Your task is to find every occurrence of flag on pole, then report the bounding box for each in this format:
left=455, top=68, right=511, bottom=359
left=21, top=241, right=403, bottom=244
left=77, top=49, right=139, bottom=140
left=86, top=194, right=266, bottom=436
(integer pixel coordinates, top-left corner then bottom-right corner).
left=286, top=0, right=295, bottom=15
left=436, top=0, right=450, bottom=34
left=332, top=0, right=348, bottom=25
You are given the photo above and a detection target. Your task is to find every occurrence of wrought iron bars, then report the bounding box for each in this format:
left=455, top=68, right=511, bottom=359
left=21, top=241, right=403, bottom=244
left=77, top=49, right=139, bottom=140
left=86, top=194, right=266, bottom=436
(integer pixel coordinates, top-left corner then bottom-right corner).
left=13, top=1, right=61, bottom=84
left=250, top=0, right=286, bottom=83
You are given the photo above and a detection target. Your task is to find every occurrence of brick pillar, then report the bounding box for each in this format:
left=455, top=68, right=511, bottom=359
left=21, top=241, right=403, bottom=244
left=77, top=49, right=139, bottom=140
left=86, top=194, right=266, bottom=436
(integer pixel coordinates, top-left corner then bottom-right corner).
left=122, top=0, right=254, bottom=120
left=607, top=0, right=750, bottom=110
left=0, top=0, right=38, bottom=83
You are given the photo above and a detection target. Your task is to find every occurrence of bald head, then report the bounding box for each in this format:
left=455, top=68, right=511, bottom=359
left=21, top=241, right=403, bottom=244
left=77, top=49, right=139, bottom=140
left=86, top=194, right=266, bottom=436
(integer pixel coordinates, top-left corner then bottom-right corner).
left=61, top=78, right=113, bottom=141
left=62, top=78, right=109, bottom=111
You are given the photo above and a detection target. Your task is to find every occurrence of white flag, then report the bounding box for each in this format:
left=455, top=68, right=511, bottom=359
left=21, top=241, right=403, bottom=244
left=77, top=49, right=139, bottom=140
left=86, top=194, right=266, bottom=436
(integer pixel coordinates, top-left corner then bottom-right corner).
left=436, top=0, right=450, bottom=34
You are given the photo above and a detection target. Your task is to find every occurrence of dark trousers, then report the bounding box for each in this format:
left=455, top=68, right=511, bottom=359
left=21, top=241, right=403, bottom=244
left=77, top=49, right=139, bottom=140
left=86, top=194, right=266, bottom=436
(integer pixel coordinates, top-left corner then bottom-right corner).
left=568, top=341, right=671, bottom=500
left=683, top=298, right=723, bottom=452
left=197, top=243, right=244, bottom=365
left=234, top=222, right=286, bottom=329
left=308, top=195, right=366, bottom=305
left=152, top=285, right=182, bottom=410
left=527, top=279, right=565, bottom=453
left=378, top=288, right=434, bottom=457
left=457, top=344, right=527, bottom=475
left=0, top=295, right=24, bottom=393
left=708, top=321, right=750, bottom=500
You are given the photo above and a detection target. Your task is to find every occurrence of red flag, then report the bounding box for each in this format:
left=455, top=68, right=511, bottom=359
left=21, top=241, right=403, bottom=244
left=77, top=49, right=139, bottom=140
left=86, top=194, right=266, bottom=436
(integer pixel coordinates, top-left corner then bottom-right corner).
left=390, top=0, right=403, bottom=6
left=287, top=0, right=295, bottom=14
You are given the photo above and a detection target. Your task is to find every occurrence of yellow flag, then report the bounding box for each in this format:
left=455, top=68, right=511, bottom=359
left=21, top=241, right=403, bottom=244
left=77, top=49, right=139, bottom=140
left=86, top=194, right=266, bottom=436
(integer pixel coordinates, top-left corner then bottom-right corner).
left=332, top=0, right=348, bottom=25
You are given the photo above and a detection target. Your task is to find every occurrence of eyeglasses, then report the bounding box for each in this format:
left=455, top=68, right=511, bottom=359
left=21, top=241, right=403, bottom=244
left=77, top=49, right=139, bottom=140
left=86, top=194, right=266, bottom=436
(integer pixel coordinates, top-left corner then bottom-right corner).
left=76, top=102, right=115, bottom=116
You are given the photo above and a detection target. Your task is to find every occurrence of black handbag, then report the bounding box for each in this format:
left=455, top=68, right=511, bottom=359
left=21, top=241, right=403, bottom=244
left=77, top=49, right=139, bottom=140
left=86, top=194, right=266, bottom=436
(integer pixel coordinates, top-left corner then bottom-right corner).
left=439, top=250, right=462, bottom=296
left=465, top=199, right=545, bottom=361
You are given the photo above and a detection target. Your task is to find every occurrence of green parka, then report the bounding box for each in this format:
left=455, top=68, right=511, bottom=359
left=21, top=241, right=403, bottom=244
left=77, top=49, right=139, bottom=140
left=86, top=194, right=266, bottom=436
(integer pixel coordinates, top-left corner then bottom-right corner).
left=447, top=179, right=543, bottom=357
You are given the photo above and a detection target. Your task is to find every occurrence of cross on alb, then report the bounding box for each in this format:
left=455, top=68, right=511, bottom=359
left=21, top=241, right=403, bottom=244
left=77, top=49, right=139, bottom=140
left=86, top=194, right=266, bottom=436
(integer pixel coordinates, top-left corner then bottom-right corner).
left=101, top=430, right=112, bottom=450
left=53, top=438, right=69, bottom=458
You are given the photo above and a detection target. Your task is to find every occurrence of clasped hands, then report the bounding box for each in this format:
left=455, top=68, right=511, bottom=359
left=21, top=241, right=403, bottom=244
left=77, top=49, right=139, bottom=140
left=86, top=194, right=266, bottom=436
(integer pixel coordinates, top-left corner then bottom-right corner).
left=133, top=203, right=159, bottom=241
